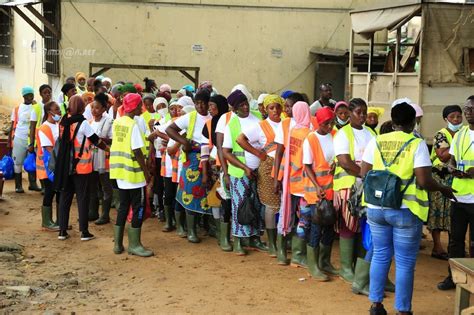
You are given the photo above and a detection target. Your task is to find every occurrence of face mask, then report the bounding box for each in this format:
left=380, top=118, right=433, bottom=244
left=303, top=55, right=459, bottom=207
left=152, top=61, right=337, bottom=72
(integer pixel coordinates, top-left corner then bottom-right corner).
left=158, top=108, right=168, bottom=117
left=336, top=116, right=349, bottom=126
left=52, top=114, right=61, bottom=122
left=447, top=121, right=463, bottom=132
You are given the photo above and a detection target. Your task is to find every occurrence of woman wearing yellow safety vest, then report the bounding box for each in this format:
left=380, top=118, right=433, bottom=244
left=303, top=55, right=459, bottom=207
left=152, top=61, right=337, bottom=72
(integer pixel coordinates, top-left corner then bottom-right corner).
left=360, top=102, right=456, bottom=315
left=109, top=93, right=153, bottom=257
left=166, top=91, right=212, bottom=244
left=223, top=89, right=268, bottom=256
left=428, top=105, right=463, bottom=261
left=438, top=97, right=474, bottom=291
left=236, top=94, right=283, bottom=257
left=333, top=98, right=375, bottom=283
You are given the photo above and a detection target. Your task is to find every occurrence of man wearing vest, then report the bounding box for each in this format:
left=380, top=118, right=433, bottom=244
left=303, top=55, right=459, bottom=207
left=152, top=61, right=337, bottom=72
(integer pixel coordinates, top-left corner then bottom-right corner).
left=438, top=97, right=474, bottom=290
left=110, top=93, right=153, bottom=257
left=360, top=102, right=456, bottom=315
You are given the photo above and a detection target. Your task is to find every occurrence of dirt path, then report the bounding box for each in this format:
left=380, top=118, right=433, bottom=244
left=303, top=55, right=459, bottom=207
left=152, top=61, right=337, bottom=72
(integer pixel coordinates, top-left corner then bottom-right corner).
left=0, top=179, right=454, bottom=314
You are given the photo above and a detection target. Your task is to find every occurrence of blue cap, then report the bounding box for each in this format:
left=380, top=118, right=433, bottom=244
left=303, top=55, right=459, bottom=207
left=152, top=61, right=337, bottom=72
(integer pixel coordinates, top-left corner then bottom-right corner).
left=21, top=86, right=34, bottom=96
left=182, top=84, right=195, bottom=93
left=281, top=90, right=294, bottom=99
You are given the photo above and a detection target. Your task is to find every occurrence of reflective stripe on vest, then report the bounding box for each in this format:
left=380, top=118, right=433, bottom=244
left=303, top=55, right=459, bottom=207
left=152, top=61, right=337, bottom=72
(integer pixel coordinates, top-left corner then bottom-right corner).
left=430, top=128, right=453, bottom=167
left=452, top=126, right=474, bottom=197
left=287, top=127, right=310, bottom=195
left=372, top=131, right=429, bottom=221
left=271, top=117, right=291, bottom=181
left=109, top=116, right=146, bottom=183
left=71, top=122, right=92, bottom=174
left=303, top=132, right=334, bottom=204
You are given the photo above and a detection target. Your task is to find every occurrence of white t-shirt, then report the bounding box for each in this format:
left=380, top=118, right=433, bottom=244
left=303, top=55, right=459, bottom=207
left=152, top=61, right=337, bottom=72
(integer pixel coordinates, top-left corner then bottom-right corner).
left=362, top=137, right=432, bottom=209
left=11, top=103, right=33, bottom=140
left=309, top=99, right=336, bottom=116
left=38, top=121, right=59, bottom=147
left=116, top=123, right=146, bottom=189
left=303, top=131, right=335, bottom=165
left=215, top=112, right=235, bottom=134
left=174, top=111, right=211, bottom=142
left=243, top=118, right=281, bottom=159
left=449, top=128, right=474, bottom=203
left=89, top=115, right=113, bottom=139
left=275, top=118, right=296, bottom=145
left=223, top=115, right=261, bottom=170
left=334, top=127, right=375, bottom=163
left=83, top=103, right=94, bottom=121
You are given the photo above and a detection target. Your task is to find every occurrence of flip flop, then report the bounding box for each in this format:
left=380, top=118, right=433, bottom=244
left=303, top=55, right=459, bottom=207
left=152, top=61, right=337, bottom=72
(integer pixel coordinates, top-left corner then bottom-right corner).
left=431, top=252, right=449, bottom=261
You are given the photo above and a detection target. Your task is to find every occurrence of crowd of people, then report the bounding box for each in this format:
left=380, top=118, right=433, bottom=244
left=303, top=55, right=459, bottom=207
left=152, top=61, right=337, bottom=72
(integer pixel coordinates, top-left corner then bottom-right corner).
left=5, top=73, right=474, bottom=315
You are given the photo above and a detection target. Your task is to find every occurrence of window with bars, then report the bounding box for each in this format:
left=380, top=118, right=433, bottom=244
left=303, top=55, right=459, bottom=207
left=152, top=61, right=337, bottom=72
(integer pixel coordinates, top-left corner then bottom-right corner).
left=0, top=7, right=12, bottom=66
left=43, top=0, right=60, bottom=76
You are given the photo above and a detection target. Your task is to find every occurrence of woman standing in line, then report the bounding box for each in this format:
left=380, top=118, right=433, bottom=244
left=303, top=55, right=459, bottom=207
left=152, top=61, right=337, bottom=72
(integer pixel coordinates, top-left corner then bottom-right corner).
left=333, top=98, right=375, bottom=283
left=166, top=91, right=212, bottom=243
left=236, top=94, right=283, bottom=257
left=222, top=89, right=268, bottom=255
left=428, top=105, right=463, bottom=260
left=36, top=101, right=61, bottom=231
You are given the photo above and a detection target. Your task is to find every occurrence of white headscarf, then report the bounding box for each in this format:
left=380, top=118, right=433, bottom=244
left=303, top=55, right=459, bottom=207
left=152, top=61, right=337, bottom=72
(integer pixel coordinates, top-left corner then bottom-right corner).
left=153, top=97, right=169, bottom=111
left=177, top=96, right=195, bottom=108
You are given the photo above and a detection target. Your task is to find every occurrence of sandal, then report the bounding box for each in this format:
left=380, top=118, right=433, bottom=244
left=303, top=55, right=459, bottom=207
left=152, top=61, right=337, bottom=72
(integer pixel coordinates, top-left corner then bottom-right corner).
left=431, top=251, right=449, bottom=261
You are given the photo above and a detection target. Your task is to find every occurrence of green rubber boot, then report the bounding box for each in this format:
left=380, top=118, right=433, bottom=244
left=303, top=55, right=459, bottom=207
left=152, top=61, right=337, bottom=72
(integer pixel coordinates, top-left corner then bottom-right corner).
left=28, top=172, right=41, bottom=191
left=319, top=244, right=339, bottom=275
left=41, top=206, right=59, bottom=231
left=215, top=219, right=221, bottom=245
left=233, top=236, right=247, bottom=256
left=162, top=205, right=175, bottom=232
left=339, top=237, right=355, bottom=283
left=267, top=229, right=278, bottom=258
left=186, top=212, right=200, bottom=243
left=175, top=211, right=187, bottom=238
left=385, top=277, right=396, bottom=293
left=290, top=235, right=308, bottom=268
left=219, top=221, right=233, bottom=252
left=277, top=233, right=290, bottom=265
left=113, top=225, right=125, bottom=254
left=127, top=227, right=154, bottom=257
left=352, top=257, right=370, bottom=295
left=248, top=235, right=269, bottom=252
left=307, top=245, right=329, bottom=281
left=95, top=198, right=111, bottom=225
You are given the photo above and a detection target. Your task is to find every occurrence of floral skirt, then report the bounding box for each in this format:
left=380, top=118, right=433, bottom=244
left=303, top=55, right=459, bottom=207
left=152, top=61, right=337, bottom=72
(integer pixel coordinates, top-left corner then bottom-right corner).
left=176, top=151, right=211, bottom=215
left=427, top=168, right=452, bottom=232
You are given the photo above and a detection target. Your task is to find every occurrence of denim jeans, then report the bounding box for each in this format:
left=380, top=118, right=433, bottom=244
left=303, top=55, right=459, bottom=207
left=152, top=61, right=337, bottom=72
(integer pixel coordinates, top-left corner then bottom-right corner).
left=297, top=204, right=335, bottom=247
left=367, top=207, right=422, bottom=312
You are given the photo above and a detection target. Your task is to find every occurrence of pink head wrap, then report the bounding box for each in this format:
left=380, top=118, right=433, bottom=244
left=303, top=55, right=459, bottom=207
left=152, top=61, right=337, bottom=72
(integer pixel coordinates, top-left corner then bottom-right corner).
left=160, top=83, right=172, bottom=93
left=278, top=101, right=311, bottom=235
left=123, top=93, right=142, bottom=113
left=410, top=103, right=423, bottom=118
left=334, top=101, right=349, bottom=113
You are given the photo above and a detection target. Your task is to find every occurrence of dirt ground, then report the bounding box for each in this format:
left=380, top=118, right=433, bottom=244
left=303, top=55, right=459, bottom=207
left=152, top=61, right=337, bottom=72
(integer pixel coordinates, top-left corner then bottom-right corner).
left=0, top=178, right=455, bottom=314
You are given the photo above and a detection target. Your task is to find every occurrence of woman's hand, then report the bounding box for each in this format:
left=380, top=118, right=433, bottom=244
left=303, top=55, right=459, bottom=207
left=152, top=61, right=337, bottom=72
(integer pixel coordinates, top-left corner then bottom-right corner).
left=273, top=179, right=282, bottom=195
left=202, top=174, right=211, bottom=190
left=244, top=167, right=255, bottom=180
left=258, top=150, right=267, bottom=161
left=182, top=140, right=192, bottom=153
left=223, top=173, right=231, bottom=191
left=440, top=185, right=457, bottom=202
left=315, top=185, right=326, bottom=199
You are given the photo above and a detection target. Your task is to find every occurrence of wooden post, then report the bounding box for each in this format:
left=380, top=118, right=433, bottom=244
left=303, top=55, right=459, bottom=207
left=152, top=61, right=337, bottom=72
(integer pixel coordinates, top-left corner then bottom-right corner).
left=455, top=285, right=471, bottom=315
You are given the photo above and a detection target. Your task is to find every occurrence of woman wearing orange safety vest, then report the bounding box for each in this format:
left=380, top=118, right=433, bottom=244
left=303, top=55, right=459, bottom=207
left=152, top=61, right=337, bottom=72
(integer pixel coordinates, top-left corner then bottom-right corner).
left=300, top=107, right=338, bottom=281
left=54, top=95, right=109, bottom=241
left=201, top=94, right=232, bottom=251
left=236, top=94, right=283, bottom=257
left=36, top=101, right=61, bottom=231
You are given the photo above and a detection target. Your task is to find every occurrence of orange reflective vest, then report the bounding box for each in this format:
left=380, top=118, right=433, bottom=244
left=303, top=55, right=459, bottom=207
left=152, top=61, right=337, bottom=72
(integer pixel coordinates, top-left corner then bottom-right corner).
left=303, top=132, right=334, bottom=204
left=287, top=127, right=310, bottom=195
left=272, top=118, right=291, bottom=181
left=311, top=117, right=319, bottom=131
left=36, top=124, right=55, bottom=180
left=260, top=119, right=277, bottom=155
left=65, top=122, right=92, bottom=174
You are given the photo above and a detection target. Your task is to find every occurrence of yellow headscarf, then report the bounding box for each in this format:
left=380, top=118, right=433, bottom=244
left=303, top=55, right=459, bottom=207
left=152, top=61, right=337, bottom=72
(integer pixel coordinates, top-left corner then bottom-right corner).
left=263, top=94, right=285, bottom=109
left=75, top=72, right=86, bottom=81
left=367, top=107, right=385, bottom=117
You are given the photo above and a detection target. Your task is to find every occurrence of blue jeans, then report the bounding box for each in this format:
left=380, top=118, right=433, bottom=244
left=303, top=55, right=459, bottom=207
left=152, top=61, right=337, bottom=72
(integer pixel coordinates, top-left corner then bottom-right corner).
left=367, top=207, right=422, bottom=312
left=297, top=204, right=334, bottom=247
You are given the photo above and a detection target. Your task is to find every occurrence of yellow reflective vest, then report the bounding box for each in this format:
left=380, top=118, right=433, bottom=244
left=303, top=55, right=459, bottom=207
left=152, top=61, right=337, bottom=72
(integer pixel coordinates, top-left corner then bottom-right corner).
left=372, top=131, right=429, bottom=221
left=109, top=116, right=146, bottom=183
left=451, top=126, right=474, bottom=198
left=227, top=116, right=246, bottom=179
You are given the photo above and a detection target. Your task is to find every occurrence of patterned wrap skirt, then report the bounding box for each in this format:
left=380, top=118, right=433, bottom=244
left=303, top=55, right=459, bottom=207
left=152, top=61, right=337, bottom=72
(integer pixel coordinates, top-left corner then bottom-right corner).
left=176, top=150, right=211, bottom=215
left=257, top=156, right=281, bottom=209
left=230, top=174, right=260, bottom=238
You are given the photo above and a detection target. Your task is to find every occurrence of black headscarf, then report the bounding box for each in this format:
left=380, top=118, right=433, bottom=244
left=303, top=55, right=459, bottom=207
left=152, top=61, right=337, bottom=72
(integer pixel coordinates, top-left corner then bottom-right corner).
left=202, top=94, right=228, bottom=145
left=442, top=105, right=462, bottom=119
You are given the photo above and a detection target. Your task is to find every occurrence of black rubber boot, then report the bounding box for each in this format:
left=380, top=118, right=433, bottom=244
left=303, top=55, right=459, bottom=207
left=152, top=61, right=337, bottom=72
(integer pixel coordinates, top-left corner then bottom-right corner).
left=88, top=192, right=100, bottom=222
left=15, top=173, right=24, bottom=193
left=28, top=172, right=41, bottom=191
left=95, top=198, right=111, bottom=225
left=162, top=205, right=175, bottom=232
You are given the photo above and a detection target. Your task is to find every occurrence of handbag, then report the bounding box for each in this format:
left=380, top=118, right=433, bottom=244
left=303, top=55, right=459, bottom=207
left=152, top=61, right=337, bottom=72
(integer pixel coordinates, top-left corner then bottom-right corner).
left=312, top=199, right=337, bottom=226
left=348, top=181, right=365, bottom=217
left=237, top=179, right=260, bottom=228
left=363, top=138, right=416, bottom=209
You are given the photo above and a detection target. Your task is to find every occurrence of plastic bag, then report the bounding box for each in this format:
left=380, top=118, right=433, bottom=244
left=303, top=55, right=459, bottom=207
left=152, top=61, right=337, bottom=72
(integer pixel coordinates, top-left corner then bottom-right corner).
left=361, top=217, right=372, bottom=251
left=23, top=152, right=36, bottom=173
left=43, top=150, right=54, bottom=182
left=0, top=154, right=14, bottom=179
left=312, top=199, right=337, bottom=226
